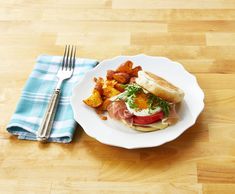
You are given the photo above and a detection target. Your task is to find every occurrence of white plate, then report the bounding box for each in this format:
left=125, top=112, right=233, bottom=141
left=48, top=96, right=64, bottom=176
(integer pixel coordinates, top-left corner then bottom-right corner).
left=71, top=54, right=204, bottom=149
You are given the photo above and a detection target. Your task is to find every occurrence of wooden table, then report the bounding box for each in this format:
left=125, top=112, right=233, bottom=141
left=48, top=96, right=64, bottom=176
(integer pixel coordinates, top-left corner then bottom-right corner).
left=1, top=1, right=235, bottom=193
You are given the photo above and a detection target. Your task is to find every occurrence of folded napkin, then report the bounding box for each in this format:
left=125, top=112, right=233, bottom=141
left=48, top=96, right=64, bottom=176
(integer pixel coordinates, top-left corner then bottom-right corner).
left=7, top=55, right=98, bottom=143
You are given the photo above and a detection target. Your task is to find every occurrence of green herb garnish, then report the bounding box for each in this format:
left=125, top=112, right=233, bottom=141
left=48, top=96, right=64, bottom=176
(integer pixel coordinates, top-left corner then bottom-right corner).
left=117, top=84, right=142, bottom=109
left=125, top=84, right=142, bottom=97
left=147, top=94, right=170, bottom=116
left=117, top=83, right=171, bottom=116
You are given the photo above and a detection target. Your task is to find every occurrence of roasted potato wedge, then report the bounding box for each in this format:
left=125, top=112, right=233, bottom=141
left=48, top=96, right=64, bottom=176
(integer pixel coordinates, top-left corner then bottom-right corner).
left=103, top=80, right=117, bottom=87
left=102, top=80, right=119, bottom=98
left=103, top=86, right=120, bottom=98
left=83, top=89, right=103, bottom=108
left=113, top=72, right=130, bottom=84
left=116, top=60, right=133, bottom=74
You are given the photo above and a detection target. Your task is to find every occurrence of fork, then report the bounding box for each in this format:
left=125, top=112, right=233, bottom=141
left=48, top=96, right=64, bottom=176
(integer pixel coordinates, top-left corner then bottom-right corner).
left=36, top=45, right=76, bottom=142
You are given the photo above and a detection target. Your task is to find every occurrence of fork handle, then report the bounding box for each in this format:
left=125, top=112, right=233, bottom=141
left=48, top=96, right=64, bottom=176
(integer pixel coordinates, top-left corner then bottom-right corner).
left=36, top=89, right=61, bottom=142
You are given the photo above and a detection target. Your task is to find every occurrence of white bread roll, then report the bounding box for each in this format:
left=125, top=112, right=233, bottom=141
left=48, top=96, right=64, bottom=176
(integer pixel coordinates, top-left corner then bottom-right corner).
left=135, top=71, right=184, bottom=103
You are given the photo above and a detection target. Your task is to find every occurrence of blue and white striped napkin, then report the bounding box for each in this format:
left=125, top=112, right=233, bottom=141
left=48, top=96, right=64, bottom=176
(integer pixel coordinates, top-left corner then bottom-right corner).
left=7, top=55, right=98, bottom=143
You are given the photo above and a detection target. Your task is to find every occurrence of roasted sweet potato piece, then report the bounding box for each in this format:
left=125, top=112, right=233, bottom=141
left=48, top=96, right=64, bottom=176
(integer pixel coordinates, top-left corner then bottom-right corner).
left=129, top=77, right=136, bottom=83
left=94, top=77, right=104, bottom=95
left=113, top=72, right=130, bottom=84
left=95, top=77, right=104, bottom=83
left=83, top=89, right=103, bottom=108
left=98, top=115, right=107, bottom=120
left=116, top=60, right=133, bottom=74
left=106, top=70, right=115, bottom=80
left=95, top=108, right=104, bottom=115
left=131, top=66, right=142, bottom=77
left=95, top=108, right=108, bottom=120
left=98, top=98, right=112, bottom=111
left=114, top=83, right=125, bottom=92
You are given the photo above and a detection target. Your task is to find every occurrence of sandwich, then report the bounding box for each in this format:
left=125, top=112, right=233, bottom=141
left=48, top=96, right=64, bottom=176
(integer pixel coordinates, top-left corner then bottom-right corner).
left=107, top=70, right=184, bottom=132
left=83, top=60, right=184, bottom=132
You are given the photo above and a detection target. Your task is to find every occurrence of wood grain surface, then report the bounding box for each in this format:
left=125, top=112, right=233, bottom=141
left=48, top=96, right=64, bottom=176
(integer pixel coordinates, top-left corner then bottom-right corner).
left=0, top=0, right=235, bottom=193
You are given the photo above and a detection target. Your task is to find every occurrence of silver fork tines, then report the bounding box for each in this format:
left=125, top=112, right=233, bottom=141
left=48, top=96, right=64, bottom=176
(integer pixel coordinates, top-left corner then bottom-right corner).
left=36, top=45, right=76, bottom=142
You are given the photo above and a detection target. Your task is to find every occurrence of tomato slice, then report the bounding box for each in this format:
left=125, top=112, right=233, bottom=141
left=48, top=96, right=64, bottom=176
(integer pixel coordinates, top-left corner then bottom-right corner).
left=133, top=111, right=164, bottom=125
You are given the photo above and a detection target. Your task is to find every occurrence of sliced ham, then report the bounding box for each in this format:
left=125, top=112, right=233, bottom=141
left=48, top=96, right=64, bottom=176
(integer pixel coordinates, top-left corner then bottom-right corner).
left=162, top=104, right=179, bottom=125
left=107, top=101, right=133, bottom=120
left=107, top=100, right=179, bottom=127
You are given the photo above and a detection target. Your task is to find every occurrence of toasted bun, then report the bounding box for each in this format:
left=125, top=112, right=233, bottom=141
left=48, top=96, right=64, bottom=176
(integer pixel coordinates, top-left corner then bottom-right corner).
left=135, top=71, right=184, bottom=103
left=121, top=119, right=168, bottom=132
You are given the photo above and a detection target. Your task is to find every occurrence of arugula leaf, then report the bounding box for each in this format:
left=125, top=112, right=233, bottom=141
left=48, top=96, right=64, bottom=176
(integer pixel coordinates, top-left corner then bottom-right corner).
left=117, top=83, right=171, bottom=116
left=147, top=94, right=170, bottom=116
left=125, top=84, right=142, bottom=96
left=117, top=84, right=142, bottom=109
